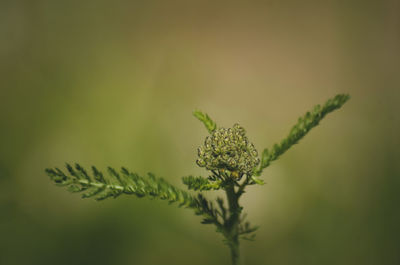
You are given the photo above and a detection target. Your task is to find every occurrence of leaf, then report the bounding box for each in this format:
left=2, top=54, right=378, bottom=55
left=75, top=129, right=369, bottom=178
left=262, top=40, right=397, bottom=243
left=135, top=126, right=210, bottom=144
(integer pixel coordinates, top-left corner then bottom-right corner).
left=193, top=110, right=217, bottom=133
left=250, top=176, right=265, bottom=185
left=254, top=94, right=350, bottom=176
left=182, top=175, right=221, bottom=191
left=46, top=164, right=221, bottom=226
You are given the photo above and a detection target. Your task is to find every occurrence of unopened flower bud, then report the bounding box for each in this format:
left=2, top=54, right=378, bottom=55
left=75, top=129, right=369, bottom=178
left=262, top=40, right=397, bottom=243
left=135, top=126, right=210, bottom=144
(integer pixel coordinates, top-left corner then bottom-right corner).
left=196, top=124, right=260, bottom=176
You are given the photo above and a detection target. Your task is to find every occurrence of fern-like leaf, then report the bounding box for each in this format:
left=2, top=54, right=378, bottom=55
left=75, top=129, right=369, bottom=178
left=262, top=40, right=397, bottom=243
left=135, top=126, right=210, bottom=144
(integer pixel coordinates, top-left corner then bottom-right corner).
left=254, top=94, right=350, bottom=176
left=182, top=176, right=222, bottom=191
left=193, top=110, right=217, bottom=133
left=46, top=163, right=222, bottom=226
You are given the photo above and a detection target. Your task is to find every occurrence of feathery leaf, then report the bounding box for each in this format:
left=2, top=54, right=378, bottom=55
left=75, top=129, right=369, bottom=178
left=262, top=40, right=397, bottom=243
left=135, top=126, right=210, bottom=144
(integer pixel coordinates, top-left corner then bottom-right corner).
left=182, top=175, right=222, bottom=191
left=254, top=94, right=350, bottom=176
left=193, top=110, right=217, bottom=133
left=46, top=164, right=220, bottom=225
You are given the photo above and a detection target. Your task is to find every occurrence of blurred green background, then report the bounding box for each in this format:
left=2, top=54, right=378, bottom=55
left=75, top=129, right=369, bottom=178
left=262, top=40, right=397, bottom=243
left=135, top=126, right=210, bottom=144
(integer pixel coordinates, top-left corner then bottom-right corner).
left=1, top=0, right=399, bottom=264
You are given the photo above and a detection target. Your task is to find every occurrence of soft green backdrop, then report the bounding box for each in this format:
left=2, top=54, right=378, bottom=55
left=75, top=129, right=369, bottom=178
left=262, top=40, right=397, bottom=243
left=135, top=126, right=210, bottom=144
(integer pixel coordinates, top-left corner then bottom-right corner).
left=1, top=1, right=399, bottom=265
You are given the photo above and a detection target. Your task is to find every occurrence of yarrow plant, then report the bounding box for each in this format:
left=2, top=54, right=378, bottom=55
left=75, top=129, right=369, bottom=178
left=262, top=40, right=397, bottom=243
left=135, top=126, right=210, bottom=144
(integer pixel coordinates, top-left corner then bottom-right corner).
left=46, top=94, right=349, bottom=265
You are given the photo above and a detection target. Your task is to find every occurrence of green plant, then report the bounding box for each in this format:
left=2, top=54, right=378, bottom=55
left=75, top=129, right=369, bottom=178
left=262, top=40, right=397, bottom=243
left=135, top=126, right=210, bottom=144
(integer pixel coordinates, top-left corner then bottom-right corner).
left=46, top=94, right=349, bottom=265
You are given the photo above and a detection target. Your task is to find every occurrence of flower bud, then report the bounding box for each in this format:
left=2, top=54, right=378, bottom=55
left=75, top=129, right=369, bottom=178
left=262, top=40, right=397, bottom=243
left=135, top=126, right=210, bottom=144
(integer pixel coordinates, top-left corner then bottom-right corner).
left=196, top=124, right=260, bottom=176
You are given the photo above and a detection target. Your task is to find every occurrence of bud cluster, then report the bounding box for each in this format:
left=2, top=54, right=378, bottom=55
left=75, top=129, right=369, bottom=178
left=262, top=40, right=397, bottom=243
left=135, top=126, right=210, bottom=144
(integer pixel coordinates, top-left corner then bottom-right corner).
left=196, top=124, right=260, bottom=176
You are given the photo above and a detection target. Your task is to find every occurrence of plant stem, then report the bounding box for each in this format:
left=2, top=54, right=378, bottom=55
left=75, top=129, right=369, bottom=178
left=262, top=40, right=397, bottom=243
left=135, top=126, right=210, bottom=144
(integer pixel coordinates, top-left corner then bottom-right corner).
left=225, top=184, right=241, bottom=265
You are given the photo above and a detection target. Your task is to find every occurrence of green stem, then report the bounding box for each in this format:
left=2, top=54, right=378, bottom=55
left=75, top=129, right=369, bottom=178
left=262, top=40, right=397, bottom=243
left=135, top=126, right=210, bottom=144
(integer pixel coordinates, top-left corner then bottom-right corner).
left=225, top=184, right=241, bottom=265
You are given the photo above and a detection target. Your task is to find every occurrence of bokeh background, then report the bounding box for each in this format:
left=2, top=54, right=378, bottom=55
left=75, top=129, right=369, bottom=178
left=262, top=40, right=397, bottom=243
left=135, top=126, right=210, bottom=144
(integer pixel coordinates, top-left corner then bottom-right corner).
left=1, top=1, right=399, bottom=265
